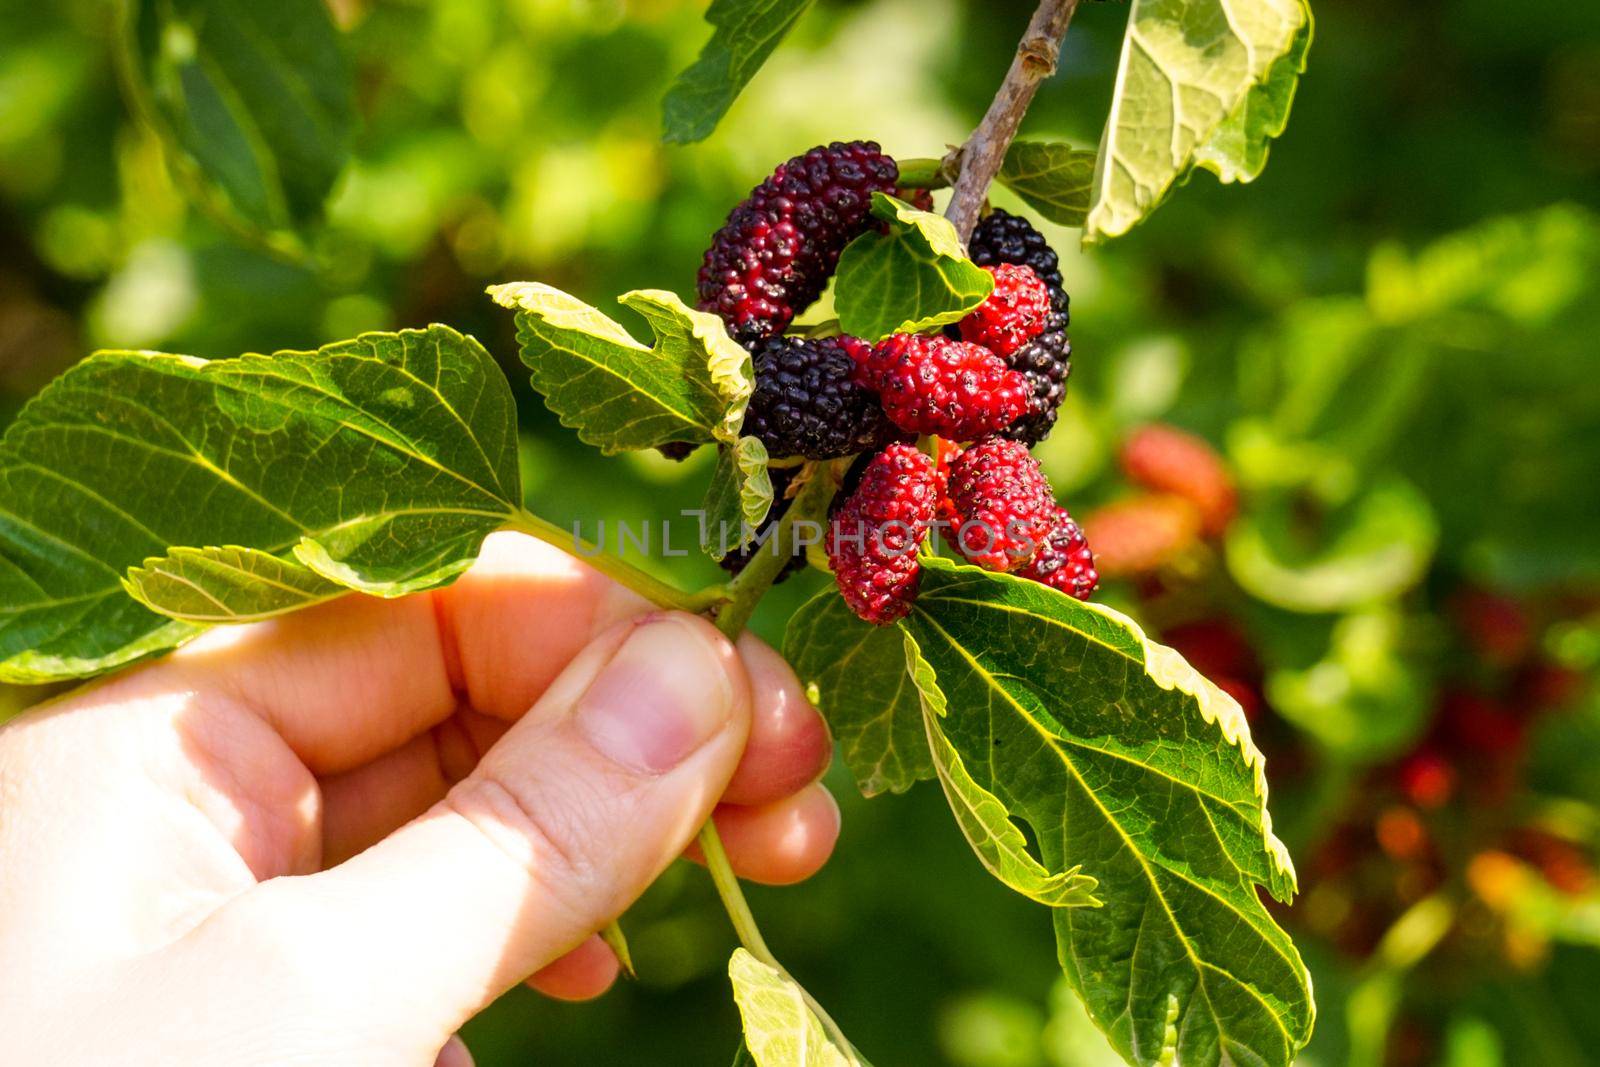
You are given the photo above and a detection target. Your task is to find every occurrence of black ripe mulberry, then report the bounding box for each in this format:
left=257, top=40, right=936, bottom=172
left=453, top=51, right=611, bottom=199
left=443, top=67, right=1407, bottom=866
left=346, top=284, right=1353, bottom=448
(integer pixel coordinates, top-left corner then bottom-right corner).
left=968, top=209, right=1073, bottom=445
left=697, top=141, right=899, bottom=342
left=744, top=335, right=897, bottom=460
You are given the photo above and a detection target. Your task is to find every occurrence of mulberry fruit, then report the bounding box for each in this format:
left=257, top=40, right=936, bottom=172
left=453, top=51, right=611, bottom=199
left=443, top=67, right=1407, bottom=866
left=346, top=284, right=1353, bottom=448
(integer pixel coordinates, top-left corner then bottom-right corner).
left=1119, top=424, right=1237, bottom=536
left=857, top=334, right=1027, bottom=441
left=968, top=208, right=1064, bottom=292
left=945, top=437, right=1058, bottom=572
left=1000, top=317, right=1071, bottom=446
left=744, top=335, right=897, bottom=459
left=968, top=209, right=1073, bottom=446
left=958, top=264, right=1052, bottom=357
left=719, top=463, right=808, bottom=584
left=828, top=443, right=938, bottom=624
left=1018, top=506, right=1097, bottom=600
left=698, top=141, right=899, bottom=342
left=1080, top=494, right=1201, bottom=577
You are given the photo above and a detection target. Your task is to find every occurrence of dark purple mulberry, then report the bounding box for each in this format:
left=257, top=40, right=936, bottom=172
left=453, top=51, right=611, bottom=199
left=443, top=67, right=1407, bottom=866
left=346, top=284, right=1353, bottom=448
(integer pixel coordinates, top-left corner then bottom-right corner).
left=697, top=141, right=899, bottom=342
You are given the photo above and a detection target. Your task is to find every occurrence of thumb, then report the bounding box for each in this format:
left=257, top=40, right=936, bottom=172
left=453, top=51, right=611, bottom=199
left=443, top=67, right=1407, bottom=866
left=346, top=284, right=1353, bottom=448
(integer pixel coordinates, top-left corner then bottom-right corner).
left=202, top=612, right=750, bottom=1048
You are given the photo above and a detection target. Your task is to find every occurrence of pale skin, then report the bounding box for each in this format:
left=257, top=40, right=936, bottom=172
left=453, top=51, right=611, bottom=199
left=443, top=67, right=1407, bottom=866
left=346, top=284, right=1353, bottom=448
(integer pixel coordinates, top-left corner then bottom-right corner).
left=0, top=532, right=841, bottom=1066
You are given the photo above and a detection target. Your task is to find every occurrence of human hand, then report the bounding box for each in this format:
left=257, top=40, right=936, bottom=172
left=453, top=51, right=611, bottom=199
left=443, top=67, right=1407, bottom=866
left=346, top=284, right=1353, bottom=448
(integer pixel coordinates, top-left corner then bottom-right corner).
left=0, top=533, right=839, bottom=1066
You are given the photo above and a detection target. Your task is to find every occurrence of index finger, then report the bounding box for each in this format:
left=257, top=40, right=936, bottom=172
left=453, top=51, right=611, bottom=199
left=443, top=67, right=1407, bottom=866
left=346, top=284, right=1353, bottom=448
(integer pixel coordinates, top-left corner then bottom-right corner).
left=154, top=532, right=649, bottom=776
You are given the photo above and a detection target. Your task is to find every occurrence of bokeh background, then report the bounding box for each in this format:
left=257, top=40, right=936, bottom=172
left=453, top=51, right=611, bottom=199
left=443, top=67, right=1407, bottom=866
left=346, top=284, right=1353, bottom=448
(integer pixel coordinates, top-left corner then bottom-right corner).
left=3, top=0, right=1599, bottom=1063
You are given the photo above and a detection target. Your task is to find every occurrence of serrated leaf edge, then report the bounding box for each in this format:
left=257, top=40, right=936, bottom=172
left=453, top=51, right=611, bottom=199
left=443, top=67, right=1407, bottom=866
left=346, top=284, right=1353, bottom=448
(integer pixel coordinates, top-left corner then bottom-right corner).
left=903, top=626, right=1104, bottom=908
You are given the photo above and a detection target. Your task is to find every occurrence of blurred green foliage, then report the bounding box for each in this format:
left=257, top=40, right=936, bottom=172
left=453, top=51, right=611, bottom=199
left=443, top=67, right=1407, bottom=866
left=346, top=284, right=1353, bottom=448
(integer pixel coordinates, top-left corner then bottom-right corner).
left=2, top=0, right=1599, bottom=1063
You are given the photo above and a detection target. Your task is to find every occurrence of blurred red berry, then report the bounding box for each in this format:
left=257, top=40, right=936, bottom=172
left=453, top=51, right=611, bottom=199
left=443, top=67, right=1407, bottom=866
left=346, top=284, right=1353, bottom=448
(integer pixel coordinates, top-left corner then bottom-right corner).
left=1396, top=749, right=1456, bottom=809
left=1452, top=588, right=1532, bottom=666
left=1080, top=493, right=1202, bottom=578
left=1119, top=423, right=1237, bottom=536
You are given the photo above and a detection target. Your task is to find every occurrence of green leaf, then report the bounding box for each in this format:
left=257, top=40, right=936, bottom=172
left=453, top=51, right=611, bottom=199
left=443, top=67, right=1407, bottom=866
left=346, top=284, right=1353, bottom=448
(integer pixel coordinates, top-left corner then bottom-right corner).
left=124, top=545, right=343, bottom=622
left=1192, top=10, right=1313, bottom=184
left=1085, top=0, right=1311, bottom=242
left=834, top=193, right=994, bottom=341
left=130, top=0, right=355, bottom=229
left=661, top=0, right=815, bottom=145
left=728, top=948, right=869, bottom=1067
left=784, top=587, right=932, bottom=797
left=490, top=283, right=754, bottom=454
left=996, top=141, right=1097, bottom=227
left=702, top=437, right=774, bottom=559
left=1266, top=607, right=1431, bottom=760
left=904, top=629, right=1101, bottom=908
left=1225, top=478, right=1438, bottom=614
left=903, top=558, right=1312, bottom=1067
left=0, top=325, right=519, bottom=682
left=731, top=1042, right=759, bottom=1067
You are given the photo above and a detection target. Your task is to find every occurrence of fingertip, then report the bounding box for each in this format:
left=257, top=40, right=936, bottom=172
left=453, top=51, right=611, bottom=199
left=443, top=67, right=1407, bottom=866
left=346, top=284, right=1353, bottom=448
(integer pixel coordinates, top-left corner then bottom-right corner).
left=690, top=783, right=841, bottom=886
left=525, top=935, right=622, bottom=1001
left=723, top=636, right=832, bottom=807
left=434, top=1034, right=474, bottom=1067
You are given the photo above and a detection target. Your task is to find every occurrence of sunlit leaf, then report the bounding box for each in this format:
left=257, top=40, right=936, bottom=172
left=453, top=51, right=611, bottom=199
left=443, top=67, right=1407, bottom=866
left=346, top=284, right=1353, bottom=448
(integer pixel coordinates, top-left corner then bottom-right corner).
left=728, top=949, right=869, bottom=1067
left=1266, top=607, right=1431, bottom=759
left=490, top=283, right=754, bottom=454
left=0, top=325, right=518, bottom=682
left=904, top=629, right=1101, bottom=908
left=124, top=545, right=342, bottom=621
left=1226, top=477, right=1438, bottom=613
left=785, top=587, right=932, bottom=796
left=661, top=0, right=815, bottom=144
left=1192, top=12, right=1313, bottom=184
left=1085, top=0, right=1311, bottom=242
left=903, top=558, right=1313, bottom=1067
left=834, top=194, right=993, bottom=341
left=702, top=437, right=774, bottom=558
left=129, top=0, right=355, bottom=229
left=997, top=141, right=1096, bottom=227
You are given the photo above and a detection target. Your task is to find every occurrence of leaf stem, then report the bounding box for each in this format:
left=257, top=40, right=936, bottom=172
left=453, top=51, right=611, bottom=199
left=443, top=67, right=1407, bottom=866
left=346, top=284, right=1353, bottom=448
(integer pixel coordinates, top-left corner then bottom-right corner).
left=505, top=509, right=730, bottom=614
left=710, top=466, right=836, bottom=637
left=944, top=0, right=1082, bottom=242
left=694, top=464, right=856, bottom=1053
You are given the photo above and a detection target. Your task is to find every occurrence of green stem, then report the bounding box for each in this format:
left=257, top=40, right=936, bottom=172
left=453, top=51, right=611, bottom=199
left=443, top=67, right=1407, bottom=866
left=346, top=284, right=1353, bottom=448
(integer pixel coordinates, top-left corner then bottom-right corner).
left=697, top=820, right=777, bottom=966
left=506, top=509, right=729, bottom=614
left=694, top=465, right=860, bottom=1052
left=712, top=467, right=837, bottom=637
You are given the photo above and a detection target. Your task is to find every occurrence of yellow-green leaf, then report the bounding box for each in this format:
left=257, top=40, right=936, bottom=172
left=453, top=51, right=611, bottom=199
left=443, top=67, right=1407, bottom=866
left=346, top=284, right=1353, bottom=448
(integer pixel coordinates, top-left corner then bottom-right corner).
left=490, top=283, right=754, bottom=453
left=703, top=437, right=774, bottom=558
left=784, top=587, right=932, bottom=796
left=0, top=325, right=518, bottom=682
left=904, top=558, right=1313, bottom=1067
left=904, top=628, right=1101, bottom=908
left=997, top=141, right=1097, bottom=227
left=728, top=949, right=869, bottom=1067
left=1085, top=0, right=1311, bottom=242
left=124, top=545, right=343, bottom=622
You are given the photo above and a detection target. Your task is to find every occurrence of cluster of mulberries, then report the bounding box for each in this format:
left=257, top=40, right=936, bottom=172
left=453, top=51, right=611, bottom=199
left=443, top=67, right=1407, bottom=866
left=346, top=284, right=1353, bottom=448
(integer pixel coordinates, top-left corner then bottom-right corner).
left=695, top=144, right=1094, bottom=623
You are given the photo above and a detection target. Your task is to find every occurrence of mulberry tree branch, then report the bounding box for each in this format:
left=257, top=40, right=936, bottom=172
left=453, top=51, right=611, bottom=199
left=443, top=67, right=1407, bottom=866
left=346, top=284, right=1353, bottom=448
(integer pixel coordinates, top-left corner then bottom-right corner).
left=944, top=0, right=1082, bottom=243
